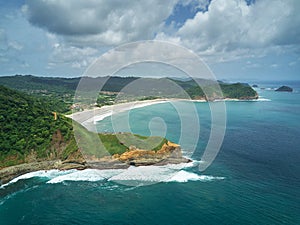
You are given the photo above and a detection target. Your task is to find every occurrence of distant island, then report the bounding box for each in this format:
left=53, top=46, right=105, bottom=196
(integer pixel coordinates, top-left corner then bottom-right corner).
left=275, top=85, right=293, bottom=92
left=0, top=75, right=258, bottom=185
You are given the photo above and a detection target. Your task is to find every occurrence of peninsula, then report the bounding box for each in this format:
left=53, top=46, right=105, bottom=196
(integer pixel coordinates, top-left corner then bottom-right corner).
left=0, top=75, right=259, bottom=185
left=0, top=85, right=190, bottom=185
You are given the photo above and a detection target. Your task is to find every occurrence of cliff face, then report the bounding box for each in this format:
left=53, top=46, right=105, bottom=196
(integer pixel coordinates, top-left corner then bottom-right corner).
left=112, top=141, right=190, bottom=166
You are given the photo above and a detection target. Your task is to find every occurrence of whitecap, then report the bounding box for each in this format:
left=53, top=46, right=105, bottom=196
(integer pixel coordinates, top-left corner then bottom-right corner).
left=1, top=169, right=76, bottom=188
left=255, top=98, right=271, bottom=102
left=108, top=164, right=225, bottom=185
left=47, top=169, right=124, bottom=184
left=2, top=162, right=225, bottom=188
left=165, top=170, right=225, bottom=183
left=108, top=166, right=174, bottom=184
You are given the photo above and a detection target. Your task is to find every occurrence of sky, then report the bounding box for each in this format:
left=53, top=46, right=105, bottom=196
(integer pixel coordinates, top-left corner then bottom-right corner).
left=0, top=0, right=299, bottom=81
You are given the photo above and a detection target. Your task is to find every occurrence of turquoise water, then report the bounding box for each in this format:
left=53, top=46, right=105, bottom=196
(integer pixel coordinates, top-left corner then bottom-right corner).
left=1, top=82, right=300, bottom=224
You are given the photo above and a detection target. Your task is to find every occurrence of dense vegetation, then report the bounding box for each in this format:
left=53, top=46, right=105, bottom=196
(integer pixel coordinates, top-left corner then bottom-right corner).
left=0, top=75, right=257, bottom=169
left=0, top=75, right=79, bottom=113
left=186, top=82, right=258, bottom=100
left=0, top=85, right=78, bottom=168
left=0, top=75, right=258, bottom=108
left=220, top=83, right=258, bottom=99
left=0, top=85, right=168, bottom=168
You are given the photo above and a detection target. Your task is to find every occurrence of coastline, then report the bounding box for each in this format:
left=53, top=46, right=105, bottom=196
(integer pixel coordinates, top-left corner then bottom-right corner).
left=67, top=99, right=170, bottom=126
left=0, top=139, right=191, bottom=186
left=1, top=97, right=260, bottom=186
left=0, top=160, right=87, bottom=186
left=0, top=154, right=191, bottom=186
left=67, top=96, right=261, bottom=126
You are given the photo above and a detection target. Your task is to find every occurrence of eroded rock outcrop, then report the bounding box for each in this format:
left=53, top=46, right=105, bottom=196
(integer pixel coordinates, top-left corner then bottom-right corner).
left=113, top=141, right=190, bottom=166
left=0, top=142, right=191, bottom=185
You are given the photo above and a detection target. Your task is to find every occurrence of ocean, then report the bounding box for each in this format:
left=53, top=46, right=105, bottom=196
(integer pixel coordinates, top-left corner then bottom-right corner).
left=1, top=81, right=299, bottom=225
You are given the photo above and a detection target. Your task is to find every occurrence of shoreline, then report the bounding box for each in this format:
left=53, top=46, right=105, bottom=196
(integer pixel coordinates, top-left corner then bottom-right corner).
left=67, top=97, right=261, bottom=127
left=67, top=99, right=170, bottom=126
left=0, top=139, right=191, bottom=186
left=1, top=97, right=261, bottom=186
left=0, top=160, right=87, bottom=186
left=0, top=157, right=192, bottom=187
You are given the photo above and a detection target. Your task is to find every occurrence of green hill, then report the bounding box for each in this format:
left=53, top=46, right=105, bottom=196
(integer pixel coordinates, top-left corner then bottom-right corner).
left=0, top=85, right=79, bottom=168
left=185, top=82, right=258, bottom=100
left=0, top=85, right=168, bottom=169
left=0, top=75, right=258, bottom=104
left=0, top=75, right=258, bottom=124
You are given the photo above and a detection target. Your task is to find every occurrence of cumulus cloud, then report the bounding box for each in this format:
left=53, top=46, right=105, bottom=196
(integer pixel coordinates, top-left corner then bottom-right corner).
left=157, top=0, right=300, bottom=62
left=7, top=0, right=298, bottom=77
left=0, top=28, right=24, bottom=64
left=46, top=33, right=99, bottom=70
left=22, top=0, right=300, bottom=61
left=22, top=0, right=177, bottom=46
left=179, top=0, right=211, bottom=11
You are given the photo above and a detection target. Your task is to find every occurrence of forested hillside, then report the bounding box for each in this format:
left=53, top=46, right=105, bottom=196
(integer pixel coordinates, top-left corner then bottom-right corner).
left=0, top=85, right=169, bottom=169
left=0, top=75, right=258, bottom=110
left=0, top=85, right=78, bottom=168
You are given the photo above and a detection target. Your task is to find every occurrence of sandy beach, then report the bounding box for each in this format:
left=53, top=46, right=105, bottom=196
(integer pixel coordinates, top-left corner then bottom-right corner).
left=66, top=97, right=262, bottom=131
left=66, top=99, right=171, bottom=130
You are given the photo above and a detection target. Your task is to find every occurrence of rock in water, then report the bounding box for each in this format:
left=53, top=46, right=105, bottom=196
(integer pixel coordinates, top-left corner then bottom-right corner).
left=275, top=86, right=293, bottom=92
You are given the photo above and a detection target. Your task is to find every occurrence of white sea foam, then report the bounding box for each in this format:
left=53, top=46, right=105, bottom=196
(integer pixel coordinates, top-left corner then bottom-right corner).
left=54, top=165, right=221, bottom=185
left=166, top=171, right=225, bottom=183
left=108, top=166, right=174, bottom=183
left=1, top=169, right=76, bottom=188
left=2, top=163, right=225, bottom=187
left=255, top=98, right=271, bottom=102
left=47, top=163, right=202, bottom=185
left=47, top=169, right=124, bottom=184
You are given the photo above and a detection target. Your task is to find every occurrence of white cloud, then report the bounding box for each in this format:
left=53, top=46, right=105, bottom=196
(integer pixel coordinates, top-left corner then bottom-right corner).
left=179, top=0, right=211, bottom=11
left=1, top=0, right=298, bottom=78
left=48, top=44, right=98, bottom=69
left=22, top=0, right=178, bottom=46
left=157, top=0, right=300, bottom=63
left=8, top=40, right=23, bottom=51
left=0, top=28, right=24, bottom=65
left=43, top=32, right=98, bottom=70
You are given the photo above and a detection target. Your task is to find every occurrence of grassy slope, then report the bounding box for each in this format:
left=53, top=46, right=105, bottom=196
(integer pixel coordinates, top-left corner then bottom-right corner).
left=73, top=121, right=167, bottom=158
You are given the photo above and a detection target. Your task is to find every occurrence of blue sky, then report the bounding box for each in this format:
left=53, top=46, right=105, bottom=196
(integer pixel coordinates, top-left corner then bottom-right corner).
left=0, top=0, right=299, bottom=81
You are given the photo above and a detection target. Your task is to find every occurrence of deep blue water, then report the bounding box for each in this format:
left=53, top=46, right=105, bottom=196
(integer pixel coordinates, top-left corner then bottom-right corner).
left=1, top=82, right=300, bottom=225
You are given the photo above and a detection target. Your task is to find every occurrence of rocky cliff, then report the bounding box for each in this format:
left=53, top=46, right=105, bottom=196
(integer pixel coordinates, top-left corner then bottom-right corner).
left=0, top=141, right=191, bottom=185
left=111, top=141, right=190, bottom=166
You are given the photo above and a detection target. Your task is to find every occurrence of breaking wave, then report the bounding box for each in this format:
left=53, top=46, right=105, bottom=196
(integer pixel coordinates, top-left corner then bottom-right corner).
left=255, top=98, right=271, bottom=101
left=1, top=169, right=76, bottom=188
left=1, top=162, right=225, bottom=188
